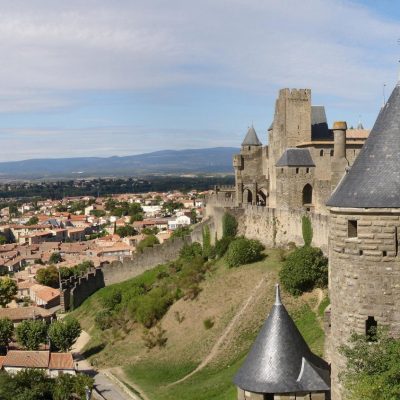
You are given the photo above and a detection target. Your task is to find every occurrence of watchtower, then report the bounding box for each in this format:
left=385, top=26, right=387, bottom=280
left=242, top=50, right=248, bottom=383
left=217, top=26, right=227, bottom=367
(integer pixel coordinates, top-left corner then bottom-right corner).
left=327, top=84, right=400, bottom=399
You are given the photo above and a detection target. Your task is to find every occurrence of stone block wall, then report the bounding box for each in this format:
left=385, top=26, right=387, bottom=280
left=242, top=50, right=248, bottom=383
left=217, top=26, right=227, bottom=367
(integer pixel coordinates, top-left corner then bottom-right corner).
left=328, top=209, right=400, bottom=400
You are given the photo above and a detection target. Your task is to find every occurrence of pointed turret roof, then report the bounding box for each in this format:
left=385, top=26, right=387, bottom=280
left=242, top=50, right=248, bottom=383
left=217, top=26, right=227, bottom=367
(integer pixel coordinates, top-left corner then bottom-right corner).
left=242, top=125, right=262, bottom=146
left=327, top=84, right=400, bottom=208
left=233, top=285, right=330, bottom=394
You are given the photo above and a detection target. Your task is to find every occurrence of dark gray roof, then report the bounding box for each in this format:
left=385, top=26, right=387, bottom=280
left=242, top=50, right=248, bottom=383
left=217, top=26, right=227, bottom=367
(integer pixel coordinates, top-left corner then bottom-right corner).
left=276, top=148, right=315, bottom=167
left=233, top=285, right=330, bottom=394
left=242, top=126, right=262, bottom=146
left=327, top=84, right=400, bottom=208
left=311, top=106, right=332, bottom=140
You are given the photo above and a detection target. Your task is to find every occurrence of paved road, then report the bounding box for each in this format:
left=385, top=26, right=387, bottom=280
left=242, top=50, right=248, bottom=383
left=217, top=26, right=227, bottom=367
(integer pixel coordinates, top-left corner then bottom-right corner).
left=72, top=330, right=139, bottom=400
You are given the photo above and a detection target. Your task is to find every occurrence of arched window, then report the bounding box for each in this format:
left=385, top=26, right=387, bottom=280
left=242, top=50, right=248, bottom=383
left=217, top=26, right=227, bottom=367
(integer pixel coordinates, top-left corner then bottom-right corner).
left=302, top=184, right=313, bottom=205
left=243, top=189, right=253, bottom=204
left=320, top=149, right=324, bottom=156
left=257, top=189, right=268, bottom=206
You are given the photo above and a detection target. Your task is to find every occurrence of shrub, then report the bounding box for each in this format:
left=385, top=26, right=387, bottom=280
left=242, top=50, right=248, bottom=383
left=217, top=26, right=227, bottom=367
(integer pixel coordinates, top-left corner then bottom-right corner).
left=222, top=212, right=237, bottom=238
left=279, top=246, right=328, bottom=296
left=95, top=310, right=113, bottom=330
left=179, top=243, right=203, bottom=262
left=137, top=235, right=160, bottom=253
left=101, top=288, right=122, bottom=311
left=203, top=318, right=214, bottom=330
left=302, top=215, right=313, bottom=246
left=215, top=236, right=233, bottom=258
left=35, top=265, right=59, bottom=288
left=202, top=225, right=212, bottom=259
left=142, top=324, right=168, bottom=349
left=135, top=287, right=175, bottom=328
left=225, top=237, right=264, bottom=268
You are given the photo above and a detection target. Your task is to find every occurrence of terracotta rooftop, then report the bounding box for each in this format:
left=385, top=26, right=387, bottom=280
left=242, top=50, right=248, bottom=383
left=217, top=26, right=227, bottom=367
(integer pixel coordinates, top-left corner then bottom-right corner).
left=49, top=353, right=74, bottom=370
left=0, top=306, right=54, bottom=321
left=4, top=350, right=49, bottom=368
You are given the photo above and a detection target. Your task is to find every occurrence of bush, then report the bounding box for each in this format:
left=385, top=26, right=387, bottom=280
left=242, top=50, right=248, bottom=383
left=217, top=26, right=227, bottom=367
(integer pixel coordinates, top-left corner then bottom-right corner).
left=179, top=243, right=203, bottom=262
left=215, top=236, right=233, bottom=258
left=202, top=225, right=212, bottom=259
left=101, top=288, right=122, bottom=311
left=225, top=237, right=264, bottom=268
left=142, top=324, right=168, bottom=349
left=95, top=310, right=113, bottom=330
left=279, top=246, right=328, bottom=296
left=222, top=213, right=237, bottom=238
left=137, top=235, right=160, bottom=253
left=135, top=287, right=175, bottom=328
left=203, top=318, right=214, bottom=330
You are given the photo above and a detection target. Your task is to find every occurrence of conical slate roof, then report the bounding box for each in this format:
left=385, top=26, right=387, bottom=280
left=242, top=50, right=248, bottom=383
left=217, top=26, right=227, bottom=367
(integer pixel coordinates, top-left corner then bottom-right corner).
left=233, top=285, right=330, bottom=394
left=327, top=84, right=400, bottom=208
left=242, top=125, right=262, bottom=146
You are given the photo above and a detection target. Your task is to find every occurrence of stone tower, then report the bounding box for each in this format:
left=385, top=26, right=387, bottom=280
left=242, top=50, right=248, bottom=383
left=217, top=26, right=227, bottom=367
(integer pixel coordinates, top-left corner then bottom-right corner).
left=234, top=284, right=330, bottom=400
left=327, top=84, right=400, bottom=399
left=234, top=126, right=266, bottom=206
left=268, top=89, right=312, bottom=207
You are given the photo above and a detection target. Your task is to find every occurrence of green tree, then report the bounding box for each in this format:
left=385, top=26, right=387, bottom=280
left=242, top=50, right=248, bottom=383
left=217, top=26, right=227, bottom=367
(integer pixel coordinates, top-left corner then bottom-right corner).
left=0, top=318, right=14, bottom=350
left=0, top=277, right=17, bottom=307
left=0, top=236, right=7, bottom=245
left=225, top=237, right=264, bottom=268
left=49, top=252, right=62, bottom=264
left=59, top=266, right=74, bottom=280
left=116, top=225, right=137, bottom=237
left=279, top=246, right=328, bottom=296
left=53, top=372, right=94, bottom=400
left=25, top=216, right=39, bottom=226
left=137, top=235, right=160, bottom=253
left=222, top=212, right=237, bottom=238
left=35, top=265, right=59, bottom=288
left=162, top=201, right=184, bottom=215
left=16, top=320, right=48, bottom=350
left=48, top=318, right=81, bottom=352
left=171, top=226, right=191, bottom=239
left=301, top=215, right=313, bottom=246
left=202, top=225, right=212, bottom=259
left=339, top=328, right=400, bottom=400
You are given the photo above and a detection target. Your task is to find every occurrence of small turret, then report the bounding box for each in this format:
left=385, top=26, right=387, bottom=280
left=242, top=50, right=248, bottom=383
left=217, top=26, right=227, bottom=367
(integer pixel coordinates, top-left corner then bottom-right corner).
left=241, top=125, right=262, bottom=147
left=330, top=121, right=348, bottom=189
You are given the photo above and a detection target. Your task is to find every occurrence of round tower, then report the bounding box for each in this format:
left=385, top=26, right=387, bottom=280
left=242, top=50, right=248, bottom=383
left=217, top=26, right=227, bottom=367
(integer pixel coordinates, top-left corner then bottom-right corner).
left=327, top=84, right=400, bottom=399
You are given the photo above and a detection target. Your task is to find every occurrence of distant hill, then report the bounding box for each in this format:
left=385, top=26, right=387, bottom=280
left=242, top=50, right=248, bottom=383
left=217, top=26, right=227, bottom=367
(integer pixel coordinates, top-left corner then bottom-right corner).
left=0, top=147, right=238, bottom=179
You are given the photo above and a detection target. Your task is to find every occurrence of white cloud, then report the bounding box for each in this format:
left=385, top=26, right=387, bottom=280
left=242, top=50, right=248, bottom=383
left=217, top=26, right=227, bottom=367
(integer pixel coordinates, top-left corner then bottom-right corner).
left=0, top=0, right=396, bottom=112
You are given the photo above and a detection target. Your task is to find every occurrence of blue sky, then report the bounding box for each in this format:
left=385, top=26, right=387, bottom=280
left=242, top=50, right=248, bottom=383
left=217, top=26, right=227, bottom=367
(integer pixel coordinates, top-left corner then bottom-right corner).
left=0, top=0, right=399, bottom=161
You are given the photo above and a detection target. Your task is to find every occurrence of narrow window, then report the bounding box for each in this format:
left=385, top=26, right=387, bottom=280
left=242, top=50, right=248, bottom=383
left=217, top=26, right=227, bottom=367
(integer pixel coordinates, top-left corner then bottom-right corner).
left=348, top=220, right=358, bottom=238
left=281, top=168, right=284, bottom=173
left=306, top=168, right=309, bottom=173
left=263, top=395, right=274, bottom=400
left=320, top=149, right=324, bottom=156
left=296, top=168, right=299, bottom=174
left=330, top=149, right=334, bottom=156
left=396, top=227, right=398, bottom=257
left=366, top=316, right=377, bottom=341
left=359, top=250, right=363, bottom=256
left=383, top=250, right=387, bottom=257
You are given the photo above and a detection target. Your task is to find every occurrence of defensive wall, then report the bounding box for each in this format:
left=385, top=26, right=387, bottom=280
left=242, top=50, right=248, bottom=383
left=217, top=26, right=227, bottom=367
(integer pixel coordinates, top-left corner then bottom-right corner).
left=60, top=219, right=212, bottom=312
left=206, top=194, right=329, bottom=252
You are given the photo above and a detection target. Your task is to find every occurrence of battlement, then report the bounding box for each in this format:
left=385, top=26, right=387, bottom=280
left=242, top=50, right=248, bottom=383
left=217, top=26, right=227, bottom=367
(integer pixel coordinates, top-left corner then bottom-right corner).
left=279, top=88, right=311, bottom=101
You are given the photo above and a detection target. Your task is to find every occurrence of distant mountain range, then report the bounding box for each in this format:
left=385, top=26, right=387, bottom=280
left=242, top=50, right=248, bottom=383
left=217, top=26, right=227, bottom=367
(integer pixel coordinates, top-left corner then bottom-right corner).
left=0, top=147, right=238, bottom=179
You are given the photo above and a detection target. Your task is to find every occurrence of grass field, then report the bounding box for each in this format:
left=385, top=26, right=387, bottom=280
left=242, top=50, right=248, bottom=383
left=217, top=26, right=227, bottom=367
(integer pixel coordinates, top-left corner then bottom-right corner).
left=70, top=248, right=327, bottom=400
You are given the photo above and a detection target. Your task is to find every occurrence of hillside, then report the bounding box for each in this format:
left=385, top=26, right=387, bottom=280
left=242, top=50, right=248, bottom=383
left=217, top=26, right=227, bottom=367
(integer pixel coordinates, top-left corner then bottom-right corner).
left=70, top=249, right=327, bottom=400
left=0, top=147, right=238, bottom=179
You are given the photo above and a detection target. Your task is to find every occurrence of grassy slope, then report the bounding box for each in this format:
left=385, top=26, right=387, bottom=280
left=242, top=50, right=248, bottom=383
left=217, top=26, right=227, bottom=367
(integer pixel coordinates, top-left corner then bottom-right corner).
left=70, top=249, right=327, bottom=400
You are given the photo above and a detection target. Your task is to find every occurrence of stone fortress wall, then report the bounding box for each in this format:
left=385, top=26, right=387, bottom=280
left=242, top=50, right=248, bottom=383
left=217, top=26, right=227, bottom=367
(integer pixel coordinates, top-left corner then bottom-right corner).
left=60, top=219, right=210, bottom=311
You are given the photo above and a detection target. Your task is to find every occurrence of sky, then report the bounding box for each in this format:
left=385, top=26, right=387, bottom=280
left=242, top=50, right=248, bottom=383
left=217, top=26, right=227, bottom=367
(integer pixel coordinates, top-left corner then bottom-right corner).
left=0, top=0, right=399, bottom=161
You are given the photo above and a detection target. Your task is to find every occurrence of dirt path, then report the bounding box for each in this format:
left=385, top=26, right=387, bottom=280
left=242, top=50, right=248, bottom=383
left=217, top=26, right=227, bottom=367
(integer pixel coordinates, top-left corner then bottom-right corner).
left=312, top=288, right=324, bottom=313
left=169, top=276, right=267, bottom=386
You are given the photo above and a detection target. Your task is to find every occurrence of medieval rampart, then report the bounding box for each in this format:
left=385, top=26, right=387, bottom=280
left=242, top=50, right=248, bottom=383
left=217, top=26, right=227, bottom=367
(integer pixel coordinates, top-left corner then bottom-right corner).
left=206, top=194, right=329, bottom=252
left=61, top=219, right=214, bottom=311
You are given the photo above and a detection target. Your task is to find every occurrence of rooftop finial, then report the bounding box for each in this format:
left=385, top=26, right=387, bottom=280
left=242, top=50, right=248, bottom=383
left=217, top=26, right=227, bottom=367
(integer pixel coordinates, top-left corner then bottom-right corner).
left=275, top=283, right=282, bottom=305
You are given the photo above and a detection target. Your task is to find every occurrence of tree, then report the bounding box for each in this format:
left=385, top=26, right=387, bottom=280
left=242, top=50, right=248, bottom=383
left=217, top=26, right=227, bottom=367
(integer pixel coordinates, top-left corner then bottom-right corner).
left=25, top=216, right=39, bottom=226
left=137, top=235, right=160, bottom=253
left=225, top=237, right=264, bottom=268
left=16, top=320, right=48, bottom=350
left=339, top=328, right=400, bottom=400
left=48, top=318, right=81, bottom=352
left=162, top=201, right=183, bottom=215
left=59, top=266, right=74, bottom=280
left=301, top=215, right=313, bottom=246
left=279, top=246, right=328, bottom=296
left=116, top=225, right=137, bottom=237
left=53, top=373, right=94, bottom=400
left=222, top=212, right=237, bottom=238
left=0, top=236, right=7, bottom=245
left=0, top=277, right=17, bottom=307
left=171, top=226, right=191, bottom=239
left=202, top=225, right=212, bottom=259
left=49, top=252, right=62, bottom=264
left=35, top=265, right=59, bottom=288
left=0, top=318, right=14, bottom=350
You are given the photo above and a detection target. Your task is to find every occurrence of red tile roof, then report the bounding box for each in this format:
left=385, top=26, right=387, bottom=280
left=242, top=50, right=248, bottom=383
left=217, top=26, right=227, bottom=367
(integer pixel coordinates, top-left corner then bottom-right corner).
left=49, top=353, right=74, bottom=370
left=3, top=350, right=49, bottom=368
